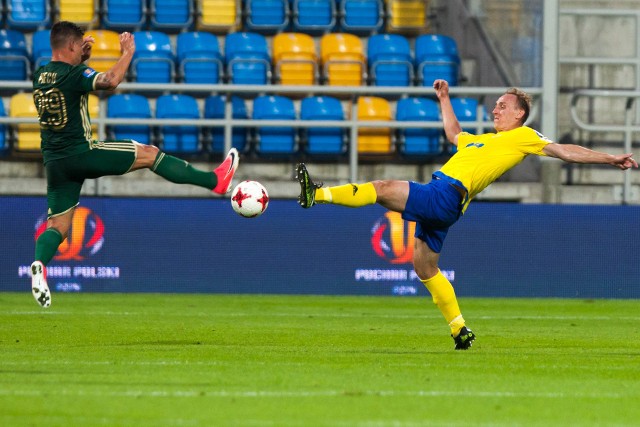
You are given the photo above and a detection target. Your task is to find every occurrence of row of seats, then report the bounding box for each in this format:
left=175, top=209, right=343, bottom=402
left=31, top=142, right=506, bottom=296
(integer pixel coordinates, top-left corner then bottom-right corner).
left=1, top=29, right=460, bottom=87
left=1, top=92, right=485, bottom=156
left=0, top=0, right=426, bottom=34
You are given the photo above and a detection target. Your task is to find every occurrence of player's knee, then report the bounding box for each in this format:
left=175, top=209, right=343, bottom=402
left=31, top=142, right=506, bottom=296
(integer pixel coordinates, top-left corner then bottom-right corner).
left=136, top=143, right=160, bottom=168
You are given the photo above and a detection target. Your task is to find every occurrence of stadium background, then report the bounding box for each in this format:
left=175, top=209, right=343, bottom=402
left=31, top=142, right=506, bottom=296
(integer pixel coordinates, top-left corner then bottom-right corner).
left=1, top=0, right=639, bottom=297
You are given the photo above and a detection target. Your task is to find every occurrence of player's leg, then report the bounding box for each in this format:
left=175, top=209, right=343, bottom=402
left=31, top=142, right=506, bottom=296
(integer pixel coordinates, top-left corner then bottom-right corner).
left=131, top=142, right=239, bottom=194
left=295, top=163, right=409, bottom=212
left=414, top=239, right=475, bottom=350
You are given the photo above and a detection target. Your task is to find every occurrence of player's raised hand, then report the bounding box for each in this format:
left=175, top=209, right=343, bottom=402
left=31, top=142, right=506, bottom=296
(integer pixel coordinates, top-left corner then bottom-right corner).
left=119, top=32, right=135, bottom=56
left=81, top=35, right=94, bottom=62
left=433, top=79, right=450, bottom=100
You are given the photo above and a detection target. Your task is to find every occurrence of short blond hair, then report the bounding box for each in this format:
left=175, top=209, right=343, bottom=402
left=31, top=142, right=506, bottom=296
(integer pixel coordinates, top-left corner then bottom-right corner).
left=506, top=88, right=532, bottom=124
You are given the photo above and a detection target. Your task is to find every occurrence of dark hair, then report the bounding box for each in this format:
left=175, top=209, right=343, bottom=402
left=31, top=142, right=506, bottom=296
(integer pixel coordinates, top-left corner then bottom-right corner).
left=50, top=21, right=85, bottom=50
left=505, top=87, right=531, bottom=124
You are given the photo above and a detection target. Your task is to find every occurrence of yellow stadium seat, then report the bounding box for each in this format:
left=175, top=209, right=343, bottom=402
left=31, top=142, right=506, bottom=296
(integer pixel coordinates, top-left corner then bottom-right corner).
left=386, top=0, right=427, bottom=32
left=10, top=93, right=40, bottom=152
left=197, top=0, right=240, bottom=32
left=320, top=33, right=365, bottom=86
left=56, top=0, right=99, bottom=26
left=357, top=96, right=392, bottom=154
left=84, top=30, right=121, bottom=72
left=273, top=33, right=317, bottom=85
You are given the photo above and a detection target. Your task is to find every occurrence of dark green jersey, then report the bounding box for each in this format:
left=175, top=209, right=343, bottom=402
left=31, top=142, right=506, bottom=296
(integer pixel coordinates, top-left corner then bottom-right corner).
left=32, top=61, right=100, bottom=163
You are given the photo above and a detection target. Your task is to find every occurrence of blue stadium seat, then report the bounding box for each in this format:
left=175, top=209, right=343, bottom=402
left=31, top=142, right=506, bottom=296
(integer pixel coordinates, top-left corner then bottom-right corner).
left=415, top=34, right=461, bottom=86
left=132, top=31, right=175, bottom=83
left=450, top=97, right=490, bottom=154
left=396, top=97, right=441, bottom=156
left=156, top=94, right=201, bottom=153
left=150, top=0, right=194, bottom=30
left=292, top=0, right=336, bottom=33
left=7, top=0, right=50, bottom=30
left=340, top=0, right=382, bottom=33
left=224, top=32, right=271, bottom=85
left=367, top=34, right=413, bottom=87
left=107, top=94, right=152, bottom=144
left=245, top=0, right=289, bottom=32
left=177, top=32, right=223, bottom=84
left=253, top=95, right=297, bottom=155
left=300, top=96, right=345, bottom=155
left=0, top=29, right=29, bottom=81
left=32, top=29, right=52, bottom=69
left=102, top=0, right=146, bottom=30
left=0, top=99, right=7, bottom=154
left=204, top=96, right=248, bottom=153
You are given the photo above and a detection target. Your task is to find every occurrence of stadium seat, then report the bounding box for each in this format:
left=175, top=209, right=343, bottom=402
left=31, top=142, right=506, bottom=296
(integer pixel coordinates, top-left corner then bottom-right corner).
left=340, top=0, right=383, bottom=33
left=10, top=93, right=40, bottom=152
left=225, top=32, right=271, bottom=85
left=356, top=96, right=392, bottom=154
left=197, top=0, right=239, bottom=32
left=252, top=95, right=297, bottom=155
left=415, top=34, right=460, bottom=86
left=132, top=31, right=175, bottom=83
left=177, top=32, right=223, bottom=84
left=102, top=0, right=146, bottom=30
left=300, top=96, right=345, bottom=155
left=449, top=97, right=489, bottom=154
left=32, top=29, right=52, bottom=69
left=204, top=95, right=248, bottom=153
left=386, top=0, right=426, bottom=33
left=0, top=29, right=29, bottom=81
left=0, top=99, right=7, bottom=154
left=367, top=34, right=413, bottom=87
left=396, top=97, right=441, bottom=156
left=245, top=0, right=289, bottom=32
left=292, top=0, right=336, bottom=33
left=156, top=94, right=201, bottom=153
left=56, top=0, right=98, bottom=26
left=272, top=33, right=317, bottom=85
left=84, top=30, right=121, bottom=72
left=320, top=33, right=365, bottom=86
left=150, top=0, right=194, bottom=30
left=88, top=93, right=100, bottom=137
left=7, top=0, right=50, bottom=30
left=107, top=94, right=152, bottom=144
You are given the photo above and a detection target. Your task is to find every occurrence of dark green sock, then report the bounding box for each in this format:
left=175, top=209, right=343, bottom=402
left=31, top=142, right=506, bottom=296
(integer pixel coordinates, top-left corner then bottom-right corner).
left=35, top=228, right=63, bottom=265
left=151, top=152, right=217, bottom=190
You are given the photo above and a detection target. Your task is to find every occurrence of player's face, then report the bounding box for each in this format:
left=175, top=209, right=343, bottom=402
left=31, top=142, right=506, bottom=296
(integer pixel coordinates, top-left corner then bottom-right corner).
left=492, top=94, right=524, bottom=132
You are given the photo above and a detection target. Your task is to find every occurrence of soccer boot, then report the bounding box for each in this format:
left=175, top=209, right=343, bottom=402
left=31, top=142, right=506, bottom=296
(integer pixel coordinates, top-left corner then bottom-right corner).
left=212, top=148, right=240, bottom=194
left=295, top=163, right=322, bottom=208
left=31, top=261, right=51, bottom=308
left=452, top=326, right=475, bottom=350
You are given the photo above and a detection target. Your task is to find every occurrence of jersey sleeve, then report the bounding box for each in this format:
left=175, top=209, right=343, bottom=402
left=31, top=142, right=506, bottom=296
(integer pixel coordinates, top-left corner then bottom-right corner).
left=517, top=127, right=553, bottom=156
left=69, top=64, right=101, bottom=92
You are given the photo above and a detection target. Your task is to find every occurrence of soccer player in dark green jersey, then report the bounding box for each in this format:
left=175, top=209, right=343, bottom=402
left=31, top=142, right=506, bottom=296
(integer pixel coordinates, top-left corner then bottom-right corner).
left=30, top=21, right=240, bottom=308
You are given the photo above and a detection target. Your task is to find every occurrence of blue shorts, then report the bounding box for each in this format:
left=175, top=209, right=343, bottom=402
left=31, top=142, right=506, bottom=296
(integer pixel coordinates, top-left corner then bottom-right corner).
left=401, top=177, right=464, bottom=253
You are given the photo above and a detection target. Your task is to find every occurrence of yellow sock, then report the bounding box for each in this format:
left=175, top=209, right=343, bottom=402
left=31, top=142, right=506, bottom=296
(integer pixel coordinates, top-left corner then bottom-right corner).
left=315, top=182, right=377, bottom=207
left=421, top=270, right=466, bottom=336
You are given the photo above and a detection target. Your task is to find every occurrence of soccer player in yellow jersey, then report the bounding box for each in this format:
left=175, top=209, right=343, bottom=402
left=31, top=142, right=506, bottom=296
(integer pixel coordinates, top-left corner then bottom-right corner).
left=295, top=79, right=638, bottom=350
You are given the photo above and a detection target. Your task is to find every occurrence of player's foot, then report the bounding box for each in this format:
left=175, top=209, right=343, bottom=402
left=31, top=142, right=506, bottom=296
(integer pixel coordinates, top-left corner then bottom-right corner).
left=295, top=163, right=322, bottom=208
left=452, top=326, right=475, bottom=350
left=31, top=261, right=51, bottom=308
left=212, top=148, right=240, bottom=194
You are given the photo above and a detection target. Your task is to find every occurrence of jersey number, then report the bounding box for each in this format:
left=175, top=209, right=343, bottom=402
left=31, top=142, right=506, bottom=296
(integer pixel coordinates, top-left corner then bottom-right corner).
left=34, top=88, right=68, bottom=130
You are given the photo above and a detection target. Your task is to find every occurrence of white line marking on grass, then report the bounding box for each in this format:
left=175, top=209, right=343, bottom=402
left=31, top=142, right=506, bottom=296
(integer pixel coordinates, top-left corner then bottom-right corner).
left=0, top=388, right=635, bottom=400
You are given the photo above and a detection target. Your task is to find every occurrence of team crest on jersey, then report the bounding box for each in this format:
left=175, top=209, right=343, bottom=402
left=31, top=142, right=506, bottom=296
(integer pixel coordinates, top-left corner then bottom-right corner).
left=83, top=68, right=97, bottom=78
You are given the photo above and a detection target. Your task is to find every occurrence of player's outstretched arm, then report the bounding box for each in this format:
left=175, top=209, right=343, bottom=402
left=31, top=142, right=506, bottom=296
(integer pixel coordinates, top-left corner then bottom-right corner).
left=94, top=32, right=135, bottom=91
left=543, top=143, right=638, bottom=170
left=434, top=79, right=463, bottom=146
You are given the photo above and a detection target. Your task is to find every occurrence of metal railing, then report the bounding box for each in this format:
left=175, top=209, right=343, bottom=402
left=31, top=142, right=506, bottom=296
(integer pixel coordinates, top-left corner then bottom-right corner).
left=0, top=81, right=542, bottom=182
left=570, top=89, right=639, bottom=204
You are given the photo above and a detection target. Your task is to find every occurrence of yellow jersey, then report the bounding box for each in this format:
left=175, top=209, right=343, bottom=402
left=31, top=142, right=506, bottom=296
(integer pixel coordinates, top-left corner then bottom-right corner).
left=436, top=126, right=552, bottom=212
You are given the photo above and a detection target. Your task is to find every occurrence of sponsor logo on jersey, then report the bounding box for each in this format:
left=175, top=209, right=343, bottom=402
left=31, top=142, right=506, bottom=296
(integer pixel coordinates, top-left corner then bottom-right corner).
left=83, top=68, right=97, bottom=78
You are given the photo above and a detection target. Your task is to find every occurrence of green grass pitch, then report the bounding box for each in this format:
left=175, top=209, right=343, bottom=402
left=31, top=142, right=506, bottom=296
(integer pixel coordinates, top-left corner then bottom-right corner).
left=1, top=292, right=639, bottom=426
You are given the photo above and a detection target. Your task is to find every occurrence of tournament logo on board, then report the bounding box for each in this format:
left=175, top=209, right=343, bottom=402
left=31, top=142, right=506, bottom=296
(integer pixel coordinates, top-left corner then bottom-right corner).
left=370, top=211, right=415, bottom=264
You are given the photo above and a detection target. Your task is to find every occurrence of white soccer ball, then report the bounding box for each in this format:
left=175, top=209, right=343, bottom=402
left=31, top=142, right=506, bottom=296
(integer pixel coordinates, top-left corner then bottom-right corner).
left=231, top=180, right=269, bottom=218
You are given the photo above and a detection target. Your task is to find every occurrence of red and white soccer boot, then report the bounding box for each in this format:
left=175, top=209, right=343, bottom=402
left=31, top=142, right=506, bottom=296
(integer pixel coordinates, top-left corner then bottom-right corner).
left=212, top=148, right=240, bottom=195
